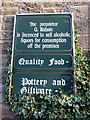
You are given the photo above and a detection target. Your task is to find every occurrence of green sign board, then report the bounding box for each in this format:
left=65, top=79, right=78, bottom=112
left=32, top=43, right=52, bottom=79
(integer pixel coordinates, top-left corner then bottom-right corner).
left=11, top=13, right=74, bottom=96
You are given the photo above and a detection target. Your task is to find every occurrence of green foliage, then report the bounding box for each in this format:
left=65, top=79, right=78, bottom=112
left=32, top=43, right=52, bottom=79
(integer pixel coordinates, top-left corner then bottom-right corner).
left=3, top=30, right=90, bottom=119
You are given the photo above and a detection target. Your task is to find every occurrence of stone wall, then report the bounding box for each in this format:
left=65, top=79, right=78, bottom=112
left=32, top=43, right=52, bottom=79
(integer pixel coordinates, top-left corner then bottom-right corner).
left=0, top=0, right=89, bottom=119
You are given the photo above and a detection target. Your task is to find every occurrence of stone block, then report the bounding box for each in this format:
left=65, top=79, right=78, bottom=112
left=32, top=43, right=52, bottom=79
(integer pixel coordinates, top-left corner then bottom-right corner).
left=0, top=93, right=3, bottom=103
left=20, top=7, right=40, bottom=13
left=0, top=9, right=1, bottom=15
left=2, top=67, right=6, bottom=79
left=20, top=2, right=41, bottom=7
left=0, top=73, right=2, bottom=83
left=0, top=83, right=3, bottom=93
left=11, top=0, right=22, bottom=2
left=2, top=40, right=12, bottom=54
left=0, top=72, right=2, bottom=83
left=2, top=41, right=8, bottom=51
left=0, top=0, right=2, bottom=7
left=43, top=2, right=55, bottom=8
left=67, top=1, right=88, bottom=6
left=2, top=16, right=14, bottom=24
left=0, top=41, right=2, bottom=54
left=0, top=105, right=15, bottom=119
left=2, top=2, right=19, bottom=7
left=20, top=2, right=42, bottom=13
left=78, top=35, right=88, bottom=49
left=83, top=50, right=89, bottom=57
left=0, top=33, right=1, bottom=39
left=2, top=23, right=14, bottom=30
left=88, top=35, right=90, bottom=49
left=2, top=31, right=13, bottom=39
left=0, top=54, right=2, bottom=64
left=47, top=1, right=88, bottom=8
left=0, top=64, right=2, bottom=73
left=2, top=0, right=11, bottom=2
left=1, top=8, right=18, bottom=15
left=70, top=6, right=88, bottom=35
left=2, top=41, right=11, bottom=51
left=0, top=18, right=1, bottom=32
left=44, top=8, right=55, bottom=13
left=2, top=55, right=9, bottom=67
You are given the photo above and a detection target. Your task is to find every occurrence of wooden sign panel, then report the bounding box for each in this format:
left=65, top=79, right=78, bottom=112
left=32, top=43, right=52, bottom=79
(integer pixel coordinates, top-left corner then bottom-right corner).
left=11, top=13, right=74, bottom=96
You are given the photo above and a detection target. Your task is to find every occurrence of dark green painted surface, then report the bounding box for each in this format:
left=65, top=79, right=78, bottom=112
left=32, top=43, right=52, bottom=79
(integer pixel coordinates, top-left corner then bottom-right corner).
left=12, top=14, right=74, bottom=95
left=15, top=54, right=72, bottom=69
left=15, top=14, right=72, bottom=51
left=13, top=73, right=73, bottom=95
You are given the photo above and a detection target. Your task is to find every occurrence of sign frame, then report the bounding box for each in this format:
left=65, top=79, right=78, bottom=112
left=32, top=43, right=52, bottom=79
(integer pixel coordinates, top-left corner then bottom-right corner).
left=9, top=13, right=75, bottom=101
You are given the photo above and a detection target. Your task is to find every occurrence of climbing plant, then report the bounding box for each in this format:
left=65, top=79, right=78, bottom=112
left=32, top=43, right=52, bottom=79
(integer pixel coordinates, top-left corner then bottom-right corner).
left=3, top=30, right=90, bottom=119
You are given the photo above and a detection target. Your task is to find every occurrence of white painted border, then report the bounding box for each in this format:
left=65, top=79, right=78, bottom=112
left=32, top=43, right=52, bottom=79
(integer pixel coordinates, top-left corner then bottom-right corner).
left=16, top=12, right=72, bottom=15
left=72, top=13, right=76, bottom=96
left=10, top=13, right=75, bottom=101
left=9, top=15, right=16, bottom=102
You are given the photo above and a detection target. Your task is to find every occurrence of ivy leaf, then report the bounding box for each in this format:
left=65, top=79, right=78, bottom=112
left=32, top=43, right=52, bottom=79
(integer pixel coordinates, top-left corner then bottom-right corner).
left=34, top=112, right=39, bottom=119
